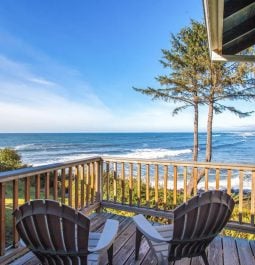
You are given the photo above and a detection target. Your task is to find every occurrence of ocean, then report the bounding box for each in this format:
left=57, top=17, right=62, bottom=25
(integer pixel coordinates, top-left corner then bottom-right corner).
left=0, top=132, right=254, bottom=166
left=0, top=132, right=255, bottom=190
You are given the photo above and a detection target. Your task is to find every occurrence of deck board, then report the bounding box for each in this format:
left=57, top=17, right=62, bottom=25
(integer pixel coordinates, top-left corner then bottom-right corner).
left=9, top=213, right=255, bottom=265
left=223, top=236, right=239, bottom=265
left=236, top=238, right=255, bottom=265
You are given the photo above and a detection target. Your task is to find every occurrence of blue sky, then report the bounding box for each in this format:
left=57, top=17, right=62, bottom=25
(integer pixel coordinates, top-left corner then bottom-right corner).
left=0, top=0, right=254, bottom=132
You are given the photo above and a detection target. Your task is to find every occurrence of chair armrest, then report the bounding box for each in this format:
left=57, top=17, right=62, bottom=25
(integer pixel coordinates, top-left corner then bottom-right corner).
left=88, top=219, right=119, bottom=253
left=132, top=214, right=172, bottom=243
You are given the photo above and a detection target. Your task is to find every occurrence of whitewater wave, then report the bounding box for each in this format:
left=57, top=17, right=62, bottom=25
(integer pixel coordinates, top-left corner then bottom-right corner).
left=15, top=144, right=37, bottom=151
left=230, top=131, right=255, bottom=137
left=240, top=132, right=255, bottom=137
left=31, top=148, right=192, bottom=166
left=118, top=148, right=192, bottom=159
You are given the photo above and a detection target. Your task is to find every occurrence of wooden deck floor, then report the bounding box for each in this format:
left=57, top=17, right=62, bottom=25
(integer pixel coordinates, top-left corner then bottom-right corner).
left=9, top=212, right=255, bottom=265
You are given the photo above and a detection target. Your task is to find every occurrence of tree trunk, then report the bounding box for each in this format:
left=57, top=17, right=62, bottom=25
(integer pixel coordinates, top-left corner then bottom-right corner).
left=206, top=101, right=214, bottom=162
left=187, top=102, right=199, bottom=195
left=193, top=103, right=199, bottom=161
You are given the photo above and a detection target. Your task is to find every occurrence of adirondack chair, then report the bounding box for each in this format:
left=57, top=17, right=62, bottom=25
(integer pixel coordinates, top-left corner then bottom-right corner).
left=13, top=200, right=119, bottom=265
left=133, top=190, right=235, bottom=265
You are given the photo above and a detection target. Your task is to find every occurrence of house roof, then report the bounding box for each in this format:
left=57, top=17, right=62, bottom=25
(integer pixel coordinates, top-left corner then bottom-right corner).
left=203, top=0, right=255, bottom=62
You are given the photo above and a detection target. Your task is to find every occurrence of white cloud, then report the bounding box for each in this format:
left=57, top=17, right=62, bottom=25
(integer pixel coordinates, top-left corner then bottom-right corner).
left=27, top=77, right=57, bottom=86
left=0, top=55, right=114, bottom=132
left=0, top=54, right=254, bottom=133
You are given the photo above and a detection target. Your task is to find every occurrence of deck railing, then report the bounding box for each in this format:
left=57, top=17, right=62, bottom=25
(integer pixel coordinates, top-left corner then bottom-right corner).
left=0, top=156, right=255, bottom=263
left=101, top=157, right=255, bottom=231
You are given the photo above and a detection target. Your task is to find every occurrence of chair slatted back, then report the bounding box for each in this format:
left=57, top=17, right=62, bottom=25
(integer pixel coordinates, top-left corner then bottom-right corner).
left=13, top=200, right=90, bottom=265
left=169, top=190, right=234, bottom=261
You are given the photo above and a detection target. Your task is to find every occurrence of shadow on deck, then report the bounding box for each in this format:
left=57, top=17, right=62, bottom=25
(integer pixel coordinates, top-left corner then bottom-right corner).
left=9, top=212, right=255, bottom=265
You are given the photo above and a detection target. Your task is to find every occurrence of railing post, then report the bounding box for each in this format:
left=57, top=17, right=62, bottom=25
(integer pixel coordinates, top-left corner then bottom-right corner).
left=75, top=166, right=79, bottom=209
left=251, top=171, right=255, bottom=226
left=0, top=183, right=5, bottom=255
left=13, top=179, right=19, bottom=248
left=183, top=166, right=187, bottom=202
left=24, top=176, right=30, bottom=202
left=61, top=168, right=66, bottom=204
left=81, top=165, right=85, bottom=208
left=45, top=172, right=50, bottom=199
left=95, top=160, right=103, bottom=213
left=53, top=170, right=58, bottom=200
left=68, top=167, right=73, bottom=207
left=113, top=163, right=117, bottom=203
left=35, top=174, right=41, bottom=199
left=173, top=166, right=177, bottom=206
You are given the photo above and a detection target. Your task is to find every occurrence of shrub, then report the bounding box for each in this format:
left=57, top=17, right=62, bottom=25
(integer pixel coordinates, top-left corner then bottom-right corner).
left=0, top=148, right=24, bottom=172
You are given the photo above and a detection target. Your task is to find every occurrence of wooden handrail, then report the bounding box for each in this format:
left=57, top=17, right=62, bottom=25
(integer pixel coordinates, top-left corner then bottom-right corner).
left=0, top=157, right=102, bottom=182
left=102, top=156, right=255, bottom=170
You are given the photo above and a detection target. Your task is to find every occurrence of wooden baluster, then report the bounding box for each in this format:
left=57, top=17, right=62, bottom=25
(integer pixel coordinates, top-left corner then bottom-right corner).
left=91, top=162, right=95, bottom=204
left=24, top=176, right=30, bottom=202
left=183, top=166, right=187, bottom=202
left=155, top=164, right=159, bottom=209
left=205, top=168, right=209, bottom=191
left=35, top=174, right=41, bottom=199
left=0, top=183, right=5, bottom=255
left=86, top=163, right=90, bottom=206
left=113, top=162, right=117, bottom=203
left=129, top=163, right=133, bottom=206
left=146, top=164, right=150, bottom=207
left=164, top=165, right=168, bottom=209
left=61, top=168, right=66, bottom=204
left=193, top=167, right=198, bottom=196
left=106, top=162, right=110, bottom=201
left=95, top=161, right=100, bottom=203
left=98, top=160, right=103, bottom=204
left=68, top=167, right=73, bottom=207
left=227, top=169, right=232, bottom=195
left=137, top=163, right=141, bottom=207
left=239, top=170, right=244, bottom=224
left=81, top=165, right=85, bottom=208
left=121, top=162, right=125, bottom=204
left=173, top=166, right=177, bottom=206
left=75, top=166, right=79, bottom=209
left=45, top=172, right=50, bottom=199
left=216, top=168, right=220, bottom=190
left=251, top=171, right=255, bottom=226
left=53, top=170, right=58, bottom=200
left=13, top=179, right=19, bottom=248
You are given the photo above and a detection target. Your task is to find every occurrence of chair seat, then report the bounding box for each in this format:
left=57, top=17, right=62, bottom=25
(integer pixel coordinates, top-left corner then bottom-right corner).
left=88, top=233, right=101, bottom=264
left=151, top=224, right=173, bottom=264
left=133, top=191, right=235, bottom=265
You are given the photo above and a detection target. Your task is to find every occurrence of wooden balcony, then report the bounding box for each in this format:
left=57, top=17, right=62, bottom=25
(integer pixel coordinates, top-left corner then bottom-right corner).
left=0, top=156, right=255, bottom=264
left=8, top=213, right=255, bottom=265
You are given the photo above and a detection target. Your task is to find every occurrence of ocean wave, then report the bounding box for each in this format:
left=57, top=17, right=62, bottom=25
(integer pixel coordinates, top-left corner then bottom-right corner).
left=32, top=148, right=192, bottom=165
left=32, top=153, right=100, bottom=166
left=213, top=140, right=245, bottom=150
left=118, top=148, right=192, bottom=159
left=229, top=131, right=255, bottom=137
left=240, top=132, right=255, bottom=137
left=15, top=144, right=37, bottom=151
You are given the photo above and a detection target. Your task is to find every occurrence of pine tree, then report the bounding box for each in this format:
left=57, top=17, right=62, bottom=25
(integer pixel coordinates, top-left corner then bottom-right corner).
left=134, top=20, right=255, bottom=195
left=134, top=20, right=208, bottom=161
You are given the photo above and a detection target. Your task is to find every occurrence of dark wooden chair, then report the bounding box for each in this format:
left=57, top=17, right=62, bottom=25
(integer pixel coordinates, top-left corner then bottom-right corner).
left=133, top=190, right=235, bottom=265
left=13, top=200, right=119, bottom=265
